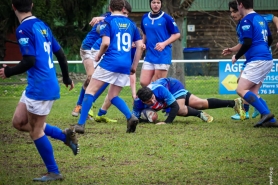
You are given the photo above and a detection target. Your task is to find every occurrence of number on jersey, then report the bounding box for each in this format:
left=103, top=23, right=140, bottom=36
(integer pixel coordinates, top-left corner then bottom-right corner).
left=44, top=42, right=53, bottom=69
left=116, top=32, right=131, bottom=52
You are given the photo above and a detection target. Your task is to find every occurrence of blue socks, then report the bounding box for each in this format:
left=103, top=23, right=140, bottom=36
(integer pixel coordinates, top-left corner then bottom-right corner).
left=111, top=96, right=132, bottom=120
left=98, top=109, right=107, bottom=116
left=259, top=98, right=276, bottom=122
left=243, top=104, right=249, bottom=112
left=34, top=135, right=59, bottom=174
left=44, top=124, right=66, bottom=143
left=243, top=91, right=270, bottom=115
left=77, top=87, right=85, bottom=106
left=78, top=94, right=96, bottom=125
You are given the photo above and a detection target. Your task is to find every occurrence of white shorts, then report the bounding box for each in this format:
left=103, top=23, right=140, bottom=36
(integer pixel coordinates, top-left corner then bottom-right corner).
left=20, top=91, right=54, bottom=116
left=142, top=61, right=170, bottom=70
left=92, top=66, right=130, bottom=87
left=241, top=60, right=273, bottom=84
left=80, top=48, right=99, bottom=68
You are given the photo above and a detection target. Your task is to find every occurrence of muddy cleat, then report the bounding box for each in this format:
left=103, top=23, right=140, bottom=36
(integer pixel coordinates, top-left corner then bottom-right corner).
left=126, top=115, right=139, bottom=133
left=33, top=172, right=63, bottom=182
left=200, top=112, right=214, bottom=123
left=259, top=120, right=278, bottom=127
left=254, top=113, right=275, bottom=127
left=88, top=109, right=94, bottom=118
left=252, top=109, right=260, bottom=118
left=233, top=98, right=246, bottom=120
left=95, top=115, right=118, bottom=123
left=74, top=124, right=85, bottom=134
left=63, top=128, right=79, bottom=155
left=72, top=105, right=82, bottom=117
left=231, top=112, right=249, bottom=120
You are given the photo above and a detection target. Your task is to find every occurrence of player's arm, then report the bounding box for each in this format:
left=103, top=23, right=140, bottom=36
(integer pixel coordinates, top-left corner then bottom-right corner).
left=272, top=16, right=278, bottom=32
left=96, top=35, right=110, bottom=61
left=164, top=101, right=179, bottom=123
left=222, top=43, right=242, bottom=55
left=54, top=48, right=73, bottom=89
left=131, top=39, right=144, bottom=74
left=1, top=55, right=36, bottom=78
left=130, top=73, right=137, bottom=100
left=234, top=37, right=252, bottom=60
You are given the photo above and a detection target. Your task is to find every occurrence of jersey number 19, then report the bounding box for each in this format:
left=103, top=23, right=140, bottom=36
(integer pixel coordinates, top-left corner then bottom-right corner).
left=116, top=32, right=131, bottom=52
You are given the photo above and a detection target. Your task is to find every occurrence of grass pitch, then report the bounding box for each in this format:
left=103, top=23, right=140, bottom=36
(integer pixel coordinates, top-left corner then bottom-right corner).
left=0, top=77, right=278, bottom=184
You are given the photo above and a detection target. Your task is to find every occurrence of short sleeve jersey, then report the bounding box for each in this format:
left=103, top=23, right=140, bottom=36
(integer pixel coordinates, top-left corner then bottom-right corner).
left=141, top=12, right=180, bottom=64
left=238, top=12, right=272, bottom=62
left=99, top=15, right=141, bottom=74
left=16, top=16, right=61, bottom=100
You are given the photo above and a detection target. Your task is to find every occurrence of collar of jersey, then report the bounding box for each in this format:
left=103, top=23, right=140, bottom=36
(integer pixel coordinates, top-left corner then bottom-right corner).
left=148, top=11, right=164, bottom=20
left=21, top=16, right=36, bottom=24
left=111, top=13, right=126, bottom=17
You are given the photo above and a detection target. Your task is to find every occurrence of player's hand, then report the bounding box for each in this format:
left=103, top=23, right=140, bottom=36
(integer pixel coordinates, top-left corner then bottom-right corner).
left=63, top=78, right=74, bottom=91
left=232, top=55, right=237, bottom=64
left=154, top=42, right=166, bottom=52
left=0, top=64, right=7, bottom=79
left=89, top=17, right=104, bottom=26
left=142, top=44, right=146, bottom=50
left=95, top=54, right=101, bottom=62
left=222, top=48, right=232, bottom=56
left=130, top=68, right=136, bottom=75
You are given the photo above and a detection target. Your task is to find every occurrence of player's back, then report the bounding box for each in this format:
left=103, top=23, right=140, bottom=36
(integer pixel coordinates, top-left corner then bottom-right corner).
left=99, top=15, right=141, bottom=75
left=16, top=17, right=60, bottom=100
left=81, top=24, right=100, bottom=50
left=240, top=13, right=272, bottom=62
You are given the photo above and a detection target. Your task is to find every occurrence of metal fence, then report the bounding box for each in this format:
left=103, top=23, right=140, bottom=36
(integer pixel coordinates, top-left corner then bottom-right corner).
left=0, top=59, right=265, bottom=95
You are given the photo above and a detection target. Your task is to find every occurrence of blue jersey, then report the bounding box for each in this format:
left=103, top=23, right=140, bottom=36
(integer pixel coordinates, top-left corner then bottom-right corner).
left=16, top=16, right=61, bottom=100
left=92, top=38, right=102, bottom=50
left=141, top=12, right=180, bottom=64
left=99, top=15, right=141, bottom=74
left=237, top=14, right=274, bottom=44
left=239, top=12, right=272, bottom=63
left=81, top=23, right=100, bottom=50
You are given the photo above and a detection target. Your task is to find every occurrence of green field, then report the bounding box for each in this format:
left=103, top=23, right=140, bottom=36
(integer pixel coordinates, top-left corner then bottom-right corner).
left=0, top=78, right=278, bottom=184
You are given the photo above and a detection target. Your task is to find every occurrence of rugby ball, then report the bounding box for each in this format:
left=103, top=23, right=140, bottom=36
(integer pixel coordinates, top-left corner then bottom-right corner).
left=141, top=108, right=158, bottom=123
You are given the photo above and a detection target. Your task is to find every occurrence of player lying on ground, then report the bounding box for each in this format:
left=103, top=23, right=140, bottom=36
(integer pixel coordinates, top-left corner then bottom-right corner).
left=132, top=77, right=245, bottom=125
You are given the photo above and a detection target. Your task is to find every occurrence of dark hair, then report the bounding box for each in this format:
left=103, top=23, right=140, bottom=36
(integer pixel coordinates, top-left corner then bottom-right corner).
left=124, top=0, right=132, bottom=13
left=149, top=0, right=162, bottom=3
left=237, top=0, right=253, bottom=9
left=228, top=0, right=238, bottom=11
left=12, top=0, right=32, bottom=13
left=137, top=87, right=153, bottom=102
left=109, top=0, right=125, bottom=12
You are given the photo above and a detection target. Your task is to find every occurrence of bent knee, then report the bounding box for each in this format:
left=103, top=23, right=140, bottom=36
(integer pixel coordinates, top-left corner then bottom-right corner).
left=83, top=75, right=92, bottom=88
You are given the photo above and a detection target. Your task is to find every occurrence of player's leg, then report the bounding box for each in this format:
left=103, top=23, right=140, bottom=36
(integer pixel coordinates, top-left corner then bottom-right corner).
left=72, top=49, right=95, bottom=117
left=237, top=61, right=276, bottom=127
left=140, top=62, right=155, bottom=87
left=21, top=97, right=64, bottom=181
left=108, top=74, right=139, bottom=133
left=94, top=94, right=118, bottom=123
left=176, top=96, right=213, bottom=123
left=152, top=64, right=170, bottom=81
left=74, top=77, right=109, bottom=134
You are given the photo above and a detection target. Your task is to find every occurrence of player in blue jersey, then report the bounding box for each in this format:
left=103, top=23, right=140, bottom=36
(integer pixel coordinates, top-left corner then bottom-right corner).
left=223, top=0, right=278, bottom=121
left=133, top=78, right=244, bottom=125
left=0, top=0, right=78, bottom=182
left=73, top=0, right=144, bottom=134
left=140, top=0, right=180, bottom=87
left=71, top=12, right=111, bottom=118
left=231, top=0, right=278, bottom=127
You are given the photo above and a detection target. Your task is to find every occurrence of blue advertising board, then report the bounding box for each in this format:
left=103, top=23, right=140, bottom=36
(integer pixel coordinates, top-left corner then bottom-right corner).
left=219, top=60, right=278, bottom=94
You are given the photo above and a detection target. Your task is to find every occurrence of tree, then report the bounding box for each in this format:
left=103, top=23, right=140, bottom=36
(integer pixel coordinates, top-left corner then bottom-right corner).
left=162, top=0, right=195, bottom=86
left=0, top=0, right=107, bottom=61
